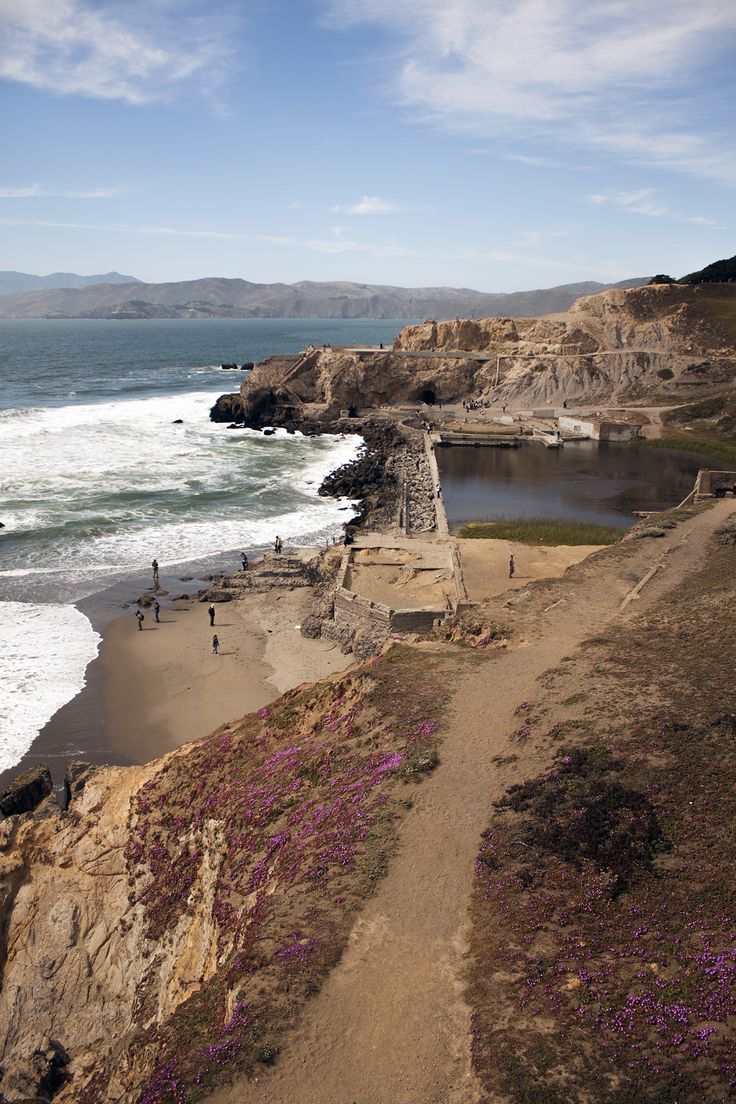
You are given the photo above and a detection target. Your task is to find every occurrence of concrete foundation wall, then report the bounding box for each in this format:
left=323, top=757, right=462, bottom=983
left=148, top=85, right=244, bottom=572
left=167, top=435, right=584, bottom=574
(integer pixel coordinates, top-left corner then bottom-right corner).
left=334, top=587, right=444, bottom=635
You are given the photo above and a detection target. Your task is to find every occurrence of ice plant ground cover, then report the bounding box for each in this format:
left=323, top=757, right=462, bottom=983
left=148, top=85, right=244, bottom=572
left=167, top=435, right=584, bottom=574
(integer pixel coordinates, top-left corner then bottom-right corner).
left=80, top=646, right=448, bottom=1103
left=468, top=532, right=736, bottom=1103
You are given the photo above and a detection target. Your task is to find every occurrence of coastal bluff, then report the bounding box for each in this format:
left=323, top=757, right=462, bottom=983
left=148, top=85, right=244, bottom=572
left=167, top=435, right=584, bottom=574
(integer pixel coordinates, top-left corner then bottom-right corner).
left=1, top=500, right=736, bottom=1103
left=228, top=284, right=736, bottom=425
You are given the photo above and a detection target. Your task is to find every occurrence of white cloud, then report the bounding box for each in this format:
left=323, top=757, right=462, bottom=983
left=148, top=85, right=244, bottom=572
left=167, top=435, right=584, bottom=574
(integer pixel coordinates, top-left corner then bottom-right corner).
left=0, top=0, right=231, bottom=104
left=586, top=190, right=668, bottom=217
left=324, top=0, right=736, bottom=184
left=0, top=184, right=124, bottom=198
left=0, top=217, right=244, bottom=239
left=586, top=189, right=722, bottom=226
left=515, top=228, right=574, bottom=248
left=257, top=232, right=414, bottom=257
left=333, top=195, right=399, bottom=215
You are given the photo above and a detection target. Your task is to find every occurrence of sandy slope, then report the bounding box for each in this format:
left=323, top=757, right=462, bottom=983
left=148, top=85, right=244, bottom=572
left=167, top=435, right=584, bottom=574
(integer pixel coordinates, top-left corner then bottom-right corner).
left=101, top=588, right=351, bottom=762
left=206, top=499, right=735, bottom=1104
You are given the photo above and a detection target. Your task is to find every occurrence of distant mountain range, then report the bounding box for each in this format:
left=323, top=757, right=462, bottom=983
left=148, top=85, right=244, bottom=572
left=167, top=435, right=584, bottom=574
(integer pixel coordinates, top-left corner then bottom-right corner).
left=0, top=271, right=140, bottom=296
left=0, top=274, right=649, bottom=320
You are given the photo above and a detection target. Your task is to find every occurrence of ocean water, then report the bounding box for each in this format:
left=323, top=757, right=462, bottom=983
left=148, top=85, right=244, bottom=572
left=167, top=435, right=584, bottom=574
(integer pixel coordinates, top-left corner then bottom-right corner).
left=0, top=318, right=407, bottom=774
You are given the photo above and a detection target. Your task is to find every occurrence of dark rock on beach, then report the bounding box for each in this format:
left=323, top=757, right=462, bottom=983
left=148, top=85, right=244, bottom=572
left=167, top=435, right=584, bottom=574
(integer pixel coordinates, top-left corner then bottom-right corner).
left=210, top=393, right=244, bottom=423
left=199, top=589, right=234, bottom=602
left=0, top=765, right=53, bottom=817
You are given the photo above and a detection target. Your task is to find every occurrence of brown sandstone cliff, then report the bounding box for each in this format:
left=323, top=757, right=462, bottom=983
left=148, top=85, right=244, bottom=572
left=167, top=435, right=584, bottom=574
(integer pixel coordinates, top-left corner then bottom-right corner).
left=234, top=284, right=736, bottom=421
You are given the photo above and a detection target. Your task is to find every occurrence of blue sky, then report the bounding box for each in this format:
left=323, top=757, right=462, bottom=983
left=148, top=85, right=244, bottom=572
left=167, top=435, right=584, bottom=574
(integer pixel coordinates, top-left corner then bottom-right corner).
left=1, top=0, right=734, bottom=292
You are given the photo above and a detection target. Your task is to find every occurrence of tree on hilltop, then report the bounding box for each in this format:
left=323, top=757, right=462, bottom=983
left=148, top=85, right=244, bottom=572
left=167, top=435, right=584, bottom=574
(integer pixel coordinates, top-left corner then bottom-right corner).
left=681, top=255, right=736, bottom=284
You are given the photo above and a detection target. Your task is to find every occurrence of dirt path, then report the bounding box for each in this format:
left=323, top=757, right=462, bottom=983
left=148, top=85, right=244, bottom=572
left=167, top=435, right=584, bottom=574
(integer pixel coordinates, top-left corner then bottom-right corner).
left=208, top=501, right=735, bottom=1104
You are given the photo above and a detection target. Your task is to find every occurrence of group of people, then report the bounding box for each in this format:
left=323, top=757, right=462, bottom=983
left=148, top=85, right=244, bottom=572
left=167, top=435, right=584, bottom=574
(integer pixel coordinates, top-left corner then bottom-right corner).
left=462, top=398, right=496, bottom=413
left=138, top=541, right=284, bottom=650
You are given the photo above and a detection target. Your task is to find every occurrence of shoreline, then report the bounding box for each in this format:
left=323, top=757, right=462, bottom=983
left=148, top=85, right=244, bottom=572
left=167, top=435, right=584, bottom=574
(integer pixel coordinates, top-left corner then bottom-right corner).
left=101, top=577, right=352, bottom=766
left=0, top=545, right=353, bottom=796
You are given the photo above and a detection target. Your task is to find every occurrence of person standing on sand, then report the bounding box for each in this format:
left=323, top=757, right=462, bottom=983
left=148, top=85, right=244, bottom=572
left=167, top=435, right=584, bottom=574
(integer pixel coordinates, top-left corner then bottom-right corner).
left=508, top=554, right=515, bottom=579
left=135, top=610, right=144, bottom=631
left=436, top=482, right=442, bottom=498
left=208, top=603, right=215, bottom=626
left=274, top=535, right=282, bottom=556
left=212, top=634, right=219, bottom=655
left=240, top=551, right=248, bottom=570
left=153, top=601, right=160, bottom=623
left=152, top=559, right=159, bottom=587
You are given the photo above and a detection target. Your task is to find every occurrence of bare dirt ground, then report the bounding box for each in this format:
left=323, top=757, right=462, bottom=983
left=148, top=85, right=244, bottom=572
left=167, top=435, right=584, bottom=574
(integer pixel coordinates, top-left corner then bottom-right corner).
left=457, top=536, right=603, bottom=600
left=207, top=499, right=736, bottom=1104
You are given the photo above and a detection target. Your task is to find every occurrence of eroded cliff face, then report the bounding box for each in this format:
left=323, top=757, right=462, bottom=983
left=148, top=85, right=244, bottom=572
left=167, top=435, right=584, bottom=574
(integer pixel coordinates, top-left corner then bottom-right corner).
left=0, top=651, right=445, bottom=1103
left=0, top=763, right=157, bottom=1102
left=234, top=284, right=736, bottom=420
left=392, top=284, right=736, bottom=404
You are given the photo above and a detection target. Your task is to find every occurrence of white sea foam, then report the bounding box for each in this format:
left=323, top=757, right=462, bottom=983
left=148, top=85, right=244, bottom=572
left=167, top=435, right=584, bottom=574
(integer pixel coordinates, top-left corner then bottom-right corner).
left=0, top=602, right=101, bottom=773
left=0, top=390, right=361, bottom=770
left=0, top=390, right=361, bottom=582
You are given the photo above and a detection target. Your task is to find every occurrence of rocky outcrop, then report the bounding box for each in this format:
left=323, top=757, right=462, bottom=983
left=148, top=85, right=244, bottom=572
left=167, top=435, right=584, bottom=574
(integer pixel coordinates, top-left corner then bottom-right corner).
left=209, top=392, right=243, bottom=423
left=393, top=284, right=736, bottom=404
left=230, top=285, right=736, bottom=415
left=0, top=761, right=156, bottom=1102
left=0, top=765, right=52, bottom=817
left=1, top=1037, right=70, bottom=1102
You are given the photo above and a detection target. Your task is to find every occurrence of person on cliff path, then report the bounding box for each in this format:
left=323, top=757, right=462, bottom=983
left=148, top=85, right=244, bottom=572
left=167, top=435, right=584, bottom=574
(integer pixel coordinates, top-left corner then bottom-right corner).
left=508, top=554, right=515, bottom=579
left=208, top=603, right=216, bottom=626
left=152, top=559, right=159, bottom=587
left=274, top=535, right=283, bottom=556
left=135, top=610, right=144, bottom=631
left=212, top=634, right=219, bottom=655
left=153, top=601, right=160, bottom=623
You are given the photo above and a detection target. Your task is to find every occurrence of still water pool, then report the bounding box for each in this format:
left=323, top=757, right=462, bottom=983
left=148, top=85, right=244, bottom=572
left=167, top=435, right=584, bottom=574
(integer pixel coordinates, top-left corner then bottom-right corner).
left=437, top=440, right=704, bottom=528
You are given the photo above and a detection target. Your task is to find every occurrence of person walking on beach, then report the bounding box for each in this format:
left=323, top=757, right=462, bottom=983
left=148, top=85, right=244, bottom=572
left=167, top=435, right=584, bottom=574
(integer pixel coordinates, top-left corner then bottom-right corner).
left=153, top=601, right=160, bottom=623
left=240, top=551, right=248, bottom=570
left=152, top=559, right=159, bottom=588
left=436, top=482, right=442, bottom=498
left=508, top=553, right=515, bottom=579
left=208, top=603, right=216, bottom=626
left=135, top=610, right=144, bottom=631
left=274, top=535, right=283, bottom=556
left=212, top=634, right=219, bottom=655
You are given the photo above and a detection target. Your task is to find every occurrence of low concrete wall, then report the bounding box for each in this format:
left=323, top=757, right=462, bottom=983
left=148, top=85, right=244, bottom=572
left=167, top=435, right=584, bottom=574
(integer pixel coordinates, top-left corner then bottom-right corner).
left=333, top=586, right=444, bottom=634
left=694, top=469, right=736, bottom=498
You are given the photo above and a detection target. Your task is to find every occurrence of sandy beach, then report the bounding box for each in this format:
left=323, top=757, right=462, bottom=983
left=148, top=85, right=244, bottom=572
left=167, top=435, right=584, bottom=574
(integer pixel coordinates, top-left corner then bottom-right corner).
left=100, top=538, right=602, bottom=763
left=101, top=582, right=353, bottom=763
